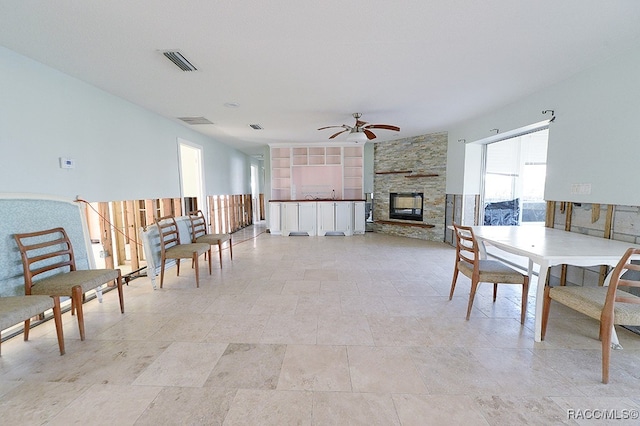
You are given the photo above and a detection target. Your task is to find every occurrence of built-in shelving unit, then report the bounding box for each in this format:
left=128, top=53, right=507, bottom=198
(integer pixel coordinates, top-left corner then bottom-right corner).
left=343, top=146, right=363, bottom=199
left=270, top=145, right=364, bottom=200
left=271, top=147, right=291, bottom=199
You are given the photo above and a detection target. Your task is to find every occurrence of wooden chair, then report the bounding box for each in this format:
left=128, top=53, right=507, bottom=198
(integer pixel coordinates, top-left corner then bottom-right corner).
left=13, top=227, right=124, bottom=341
left=188, top=210, right=233, bottom=269
left=541, top=247, right=640, bottom=383
left=155, top=216, right=210, bottom=288
left=449, top=223, right=530, bottom=323
left=0, top=295, right=65, bottom=355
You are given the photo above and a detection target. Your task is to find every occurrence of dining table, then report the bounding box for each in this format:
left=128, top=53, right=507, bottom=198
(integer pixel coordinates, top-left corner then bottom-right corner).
left=469, top=225, right=640, bottom=343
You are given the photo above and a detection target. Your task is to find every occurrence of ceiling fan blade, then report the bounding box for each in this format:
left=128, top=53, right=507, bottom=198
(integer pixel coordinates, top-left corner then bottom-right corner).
left=365, top=124, right=400, bottom=132
left=363, top=129, right=377, bottom=140
left=355, top=120, right=368, bottom=128
left=329, top=129, right=349, bottom=139
left=317, top=125, right=346, bottom=130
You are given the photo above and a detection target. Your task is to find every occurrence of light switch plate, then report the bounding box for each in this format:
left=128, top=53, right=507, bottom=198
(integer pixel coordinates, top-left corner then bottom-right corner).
left=59, top=157, right=76, bottom=169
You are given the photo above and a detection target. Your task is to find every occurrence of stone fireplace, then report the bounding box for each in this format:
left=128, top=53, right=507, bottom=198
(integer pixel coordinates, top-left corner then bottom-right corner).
left=373, top=132, right=447, bottom=241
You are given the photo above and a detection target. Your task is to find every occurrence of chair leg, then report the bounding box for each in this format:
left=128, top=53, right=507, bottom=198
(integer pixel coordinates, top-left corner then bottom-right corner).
left=116, top=272, right=125, bottom=314
left=541, top=285, right=552, bottom=340
left=218, top=241, right=223, bottom=269
left=52, top=297, right=65, bottom=355
left=466, top=280, right=479, bottom=320
left=601, top=324, right=612, bottom=384
left=73, top=286, right=85, bottom=341
left=159, top=259, right=166, bottom=289
left=193, top=254, right=200, bottom=288
left=176, top=259, right=181, bottom=277
left=208, top=247, right=213, bottom=274
left=449, top=268, right=459, bottom=300
left=493, top=283, right=498, bottom=302
left=228, top=236, right=233, bottom=260
left=520, top=277, right=529, bottom=325
left=23, top=318, right=31, bottom=342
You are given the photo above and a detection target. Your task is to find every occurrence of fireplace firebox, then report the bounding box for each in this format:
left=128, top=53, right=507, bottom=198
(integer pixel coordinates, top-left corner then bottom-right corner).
left=389, top=192, right=424, bottom=221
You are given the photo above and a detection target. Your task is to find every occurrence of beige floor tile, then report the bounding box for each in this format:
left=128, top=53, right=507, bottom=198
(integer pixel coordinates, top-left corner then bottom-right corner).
left=260, top=314, right=318, bottom=344
left=0, top=381, right=91, bottom=424
left=203, top=294, right=259, bottom=314
left=135, top=386, right=237, bottom=425
left=277, top=344, right=351, bottom=391
left=393, top=394, right=490, bottom=426
left=317, top=314, right=374, bottom=345
left=147, top=312, right=221, bottom=342
left=312, top=391, right=401, bottom=425
left=295, top=294, right=342, bottom=316
left=347, top=346, right=428, bottom=393
left=133, top=341, right=227, bottom=387
left=203, top=314, right=269, bottom=343
left=48, top=383, right=162, bottom=426
left=223, top=389, right=313, bottom=425
left=281, top=279, right=321, bottom=295
left=472, top=395, right=574, bottom=426
left=249, top=294, right=299, bottom=315
left=204, top=343, right=286, bottom=389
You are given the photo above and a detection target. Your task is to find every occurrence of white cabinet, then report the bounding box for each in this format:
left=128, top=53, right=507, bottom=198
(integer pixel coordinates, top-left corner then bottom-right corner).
left=271, top=201, right=364, bottom=237
left=317, top=202, right=353, bottom=236
left=353, top=201, right=366, bottom=234
left=269, top=202, right=282, bottom=235
left=282, top=202, right=317, bottom=236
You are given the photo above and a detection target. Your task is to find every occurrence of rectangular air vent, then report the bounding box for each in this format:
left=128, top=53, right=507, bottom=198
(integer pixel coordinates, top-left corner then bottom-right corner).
left=162, top=51, right=197, bottom=71
left=178, top=117, right=213, bottom=125
left=249, top=124, right=263, bottom=130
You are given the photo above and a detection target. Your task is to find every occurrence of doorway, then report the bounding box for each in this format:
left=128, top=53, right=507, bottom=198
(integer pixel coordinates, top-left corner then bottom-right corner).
left=178, top=140, right=205, bottom=215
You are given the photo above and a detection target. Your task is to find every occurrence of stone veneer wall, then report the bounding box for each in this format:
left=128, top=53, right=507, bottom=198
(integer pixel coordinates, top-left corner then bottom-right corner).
left=373, top=132, right=447, bottom=241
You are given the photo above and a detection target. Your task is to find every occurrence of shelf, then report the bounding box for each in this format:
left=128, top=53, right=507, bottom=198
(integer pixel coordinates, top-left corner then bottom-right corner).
left=375, top=170, right=412, bottom=175
left=374, top=220, right=435, bottom=229
left=404, top=173, right=439, bottom=178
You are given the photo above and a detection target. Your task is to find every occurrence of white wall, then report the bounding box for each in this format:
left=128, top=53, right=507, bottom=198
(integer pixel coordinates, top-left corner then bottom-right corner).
left=0, top=46, right=252, bottom=202
left=446, top=43, right=640, bottom=206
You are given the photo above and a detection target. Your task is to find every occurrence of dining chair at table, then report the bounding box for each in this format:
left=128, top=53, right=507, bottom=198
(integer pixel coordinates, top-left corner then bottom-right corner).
left=188, top=210, right=233, bottom=269
left=155, top=215, right=210, bottom=288
left=449, top=223, right=530, bottom=324
left=14, top=227, right=124, bottom=341
left=0, top=295, right=65, bottom=355
left=541, top=247, right=640, bottom=383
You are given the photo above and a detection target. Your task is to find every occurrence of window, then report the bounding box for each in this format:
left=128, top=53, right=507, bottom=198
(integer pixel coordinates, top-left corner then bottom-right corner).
left=482, top=129, right=548, bottom=225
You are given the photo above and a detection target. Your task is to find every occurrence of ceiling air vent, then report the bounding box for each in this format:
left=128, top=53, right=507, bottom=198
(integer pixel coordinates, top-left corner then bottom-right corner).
left=178, top=117, right=213, bottom=125
left=249, top=124, right=263, bottom=130
left=162, top=50, right=197, bottom=71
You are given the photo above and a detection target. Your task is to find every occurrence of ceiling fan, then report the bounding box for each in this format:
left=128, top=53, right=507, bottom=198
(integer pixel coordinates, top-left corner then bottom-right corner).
left=318, top=113, right=400, bottom=142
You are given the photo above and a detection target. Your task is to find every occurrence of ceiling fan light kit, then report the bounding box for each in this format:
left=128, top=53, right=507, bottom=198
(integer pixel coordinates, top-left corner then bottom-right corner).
left=318, top=113, right=400, bottom=142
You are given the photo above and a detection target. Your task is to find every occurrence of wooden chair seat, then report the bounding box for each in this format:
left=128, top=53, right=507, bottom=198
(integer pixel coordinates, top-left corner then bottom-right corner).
left=0, top=295, right=64, bottom=355
left=28, top=269, right=121, bottom=297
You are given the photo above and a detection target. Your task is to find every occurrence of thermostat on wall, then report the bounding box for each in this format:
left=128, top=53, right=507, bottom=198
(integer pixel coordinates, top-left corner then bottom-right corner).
left=59, top=157, right=76, bottom=169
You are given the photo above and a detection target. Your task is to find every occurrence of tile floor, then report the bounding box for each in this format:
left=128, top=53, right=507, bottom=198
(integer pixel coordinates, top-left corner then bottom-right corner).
left=1, top=224, right=640, bottom=425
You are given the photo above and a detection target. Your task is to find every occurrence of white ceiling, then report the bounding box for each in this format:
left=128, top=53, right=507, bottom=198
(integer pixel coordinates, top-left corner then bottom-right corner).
left=2, top=1, right=640, bottom=156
